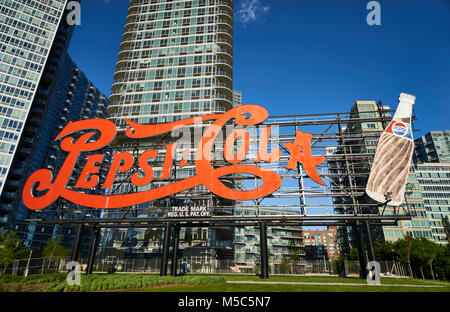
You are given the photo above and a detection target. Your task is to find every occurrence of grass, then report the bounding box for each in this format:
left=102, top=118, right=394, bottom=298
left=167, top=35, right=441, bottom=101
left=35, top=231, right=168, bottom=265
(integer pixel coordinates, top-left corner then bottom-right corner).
left=1, top=273, right=449, bottom=292
left=137, top=283, right=449, bottom=292
left=0, top=273, right=67, bottom=292
left=209, top=274, right=450, bottom=286
left=132, top=274, right=450, bottom=292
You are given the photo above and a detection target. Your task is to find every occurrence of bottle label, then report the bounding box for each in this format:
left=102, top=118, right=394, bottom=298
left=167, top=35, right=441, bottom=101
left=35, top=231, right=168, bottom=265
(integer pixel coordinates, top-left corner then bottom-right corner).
left=384, top=120, right=412, bottom=140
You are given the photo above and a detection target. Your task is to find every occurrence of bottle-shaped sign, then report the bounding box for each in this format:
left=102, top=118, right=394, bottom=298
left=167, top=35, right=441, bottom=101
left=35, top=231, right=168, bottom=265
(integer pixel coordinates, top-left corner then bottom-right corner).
left=366, top=93, right=416, bottom=206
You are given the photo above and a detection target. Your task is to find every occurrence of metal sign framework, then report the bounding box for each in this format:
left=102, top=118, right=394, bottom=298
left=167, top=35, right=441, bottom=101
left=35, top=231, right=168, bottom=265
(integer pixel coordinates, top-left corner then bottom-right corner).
left=28, top=106, right=418, bottom=278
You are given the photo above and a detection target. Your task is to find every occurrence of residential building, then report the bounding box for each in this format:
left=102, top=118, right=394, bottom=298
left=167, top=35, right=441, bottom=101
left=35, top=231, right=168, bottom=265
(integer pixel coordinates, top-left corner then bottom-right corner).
left=415, top=163, right=450, bottom=244
left=7, top=54, right=108, bottom=251
left=99, top=0, right=235, bottom=263
left=232, top=89, right=242, bottom=107
left=0, top=0, right=68, bottom=220
left=0, top=1, right=108, bottom=255
left=327, top=100, right=391, bottom=253
left=233, top=206, right=304, bottom=271
left=381, top=168, right=432, bottom=243
left=303, top=227, right=338, bottom=260
left=414, top=131, right=450, bottom=163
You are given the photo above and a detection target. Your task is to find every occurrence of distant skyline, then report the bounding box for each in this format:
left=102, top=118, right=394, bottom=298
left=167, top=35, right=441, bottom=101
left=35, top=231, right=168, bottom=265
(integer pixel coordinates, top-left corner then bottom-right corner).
left=69, top=0, right=450, bottom=138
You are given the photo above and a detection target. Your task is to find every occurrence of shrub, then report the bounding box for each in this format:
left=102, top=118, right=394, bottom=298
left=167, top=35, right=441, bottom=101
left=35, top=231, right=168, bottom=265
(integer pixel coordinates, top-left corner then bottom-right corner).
left=38, top=274, right=226, bottom=292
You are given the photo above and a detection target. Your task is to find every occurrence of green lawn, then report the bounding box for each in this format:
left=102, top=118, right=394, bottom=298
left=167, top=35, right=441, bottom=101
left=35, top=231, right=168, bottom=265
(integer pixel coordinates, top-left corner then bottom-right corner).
left=1, top=273, right=449, bottom=292
left=134, top=274, right=450, bottom=292
left=138, top=283, right=449, bottom=292
left=209, top=274, right=450, bottom=286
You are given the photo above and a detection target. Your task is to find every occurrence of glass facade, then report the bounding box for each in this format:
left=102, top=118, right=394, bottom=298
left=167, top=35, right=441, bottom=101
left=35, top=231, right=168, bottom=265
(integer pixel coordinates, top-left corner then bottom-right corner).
left=381, top=169, right=432, bottom=242
left=415, top=163, right=450, bottom=244
left=0, top=0, right=67, bottom=197
left=107, top=0, right=233, bottom=127
left=6, top=54, right=108, bottom=249
left=233, top=206, right=304, bottom=267
left=99, top=0, right=234, bottom=263
left=0, top=1, right=108, bottom=253
left=414, top=130, right=450, bottom=163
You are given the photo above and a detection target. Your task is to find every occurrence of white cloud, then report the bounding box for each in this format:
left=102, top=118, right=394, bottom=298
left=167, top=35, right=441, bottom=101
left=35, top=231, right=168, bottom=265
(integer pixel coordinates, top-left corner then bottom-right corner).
left=237, top=0, right=270, bottom=24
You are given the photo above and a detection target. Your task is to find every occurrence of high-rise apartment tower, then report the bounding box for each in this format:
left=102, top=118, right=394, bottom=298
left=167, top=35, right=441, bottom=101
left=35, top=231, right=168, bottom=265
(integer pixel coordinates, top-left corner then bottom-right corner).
left=100, top=0, right=234, bottom=262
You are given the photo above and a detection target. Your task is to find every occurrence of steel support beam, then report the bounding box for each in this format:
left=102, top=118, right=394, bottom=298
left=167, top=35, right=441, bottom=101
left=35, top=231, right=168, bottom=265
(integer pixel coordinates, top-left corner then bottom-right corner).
left=70, top=223, right=83, bottom=263
left=160, top=222, right=171, bottom=276
left=259, top=221, right=269, bottom=279
left=355, top=223, right=368, bottom=279
left=364, top=220, right=377, bottom=263
left=86, top=226, right=100, bottom=275
left=32, top=214, right=415, bottom=226
left=171, top=226, right=180, bottom=276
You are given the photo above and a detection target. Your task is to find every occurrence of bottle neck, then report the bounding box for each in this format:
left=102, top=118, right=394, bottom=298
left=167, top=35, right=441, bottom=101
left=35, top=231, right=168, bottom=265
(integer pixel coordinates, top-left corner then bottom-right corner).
left=393, top=101, right=413, bottom=120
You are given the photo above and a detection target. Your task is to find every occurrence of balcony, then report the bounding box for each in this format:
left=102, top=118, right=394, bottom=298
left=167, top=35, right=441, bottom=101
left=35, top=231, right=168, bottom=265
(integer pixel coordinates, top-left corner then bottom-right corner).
left=216, top=18, right=233, bottom=29
left=216, top=9, right=233, bottom=23
left=21, top=137, right=34, bottom=147
left=10, top=168, right=24, bottom=177
left=0, top=205, right=13, bottom=214
left=217, top=1, right=234, bottom=11
left=215, top=48, right=233, bottom=61
left=30, top=107, right=44, bottom=117
left=214, top=94, right=233, bottom=108
left=215, top=70, right=232, bottom=82
left=2, top=191, right=17, bottom=202
left=213, top=240, right=232, bottom=248
left=18, top=147, right=33, bottom=157
left=6, top=180, right=20, bottom=190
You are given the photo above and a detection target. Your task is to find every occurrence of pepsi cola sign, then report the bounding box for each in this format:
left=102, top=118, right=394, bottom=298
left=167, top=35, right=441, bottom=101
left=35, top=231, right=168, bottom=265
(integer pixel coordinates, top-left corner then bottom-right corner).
left=23, top=105, right=326, bottom=210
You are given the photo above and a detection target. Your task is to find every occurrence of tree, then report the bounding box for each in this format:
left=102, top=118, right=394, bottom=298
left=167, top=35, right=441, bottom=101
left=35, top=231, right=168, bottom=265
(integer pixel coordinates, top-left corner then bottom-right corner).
left=433, top=244, right=450, bottom=281
left=393, top=235, right=413, bottom=277
left=410, top=237, right=432, bottom=279
left=287, top=240, right=301, bottom=261
left=279, top=257, right=291, bottom=274
left=42, top=235, right=71, bottom=268
left=425, top=243, right=442, bottom=280
left=410, top=237, right=442, bottom=280
left=374, top=241, right=395, bottom=261
left=0, top=230, right=30, bottom=273
left=331, top=256, right=346, bottom=276
left=348, top=248, right=359, bottom=260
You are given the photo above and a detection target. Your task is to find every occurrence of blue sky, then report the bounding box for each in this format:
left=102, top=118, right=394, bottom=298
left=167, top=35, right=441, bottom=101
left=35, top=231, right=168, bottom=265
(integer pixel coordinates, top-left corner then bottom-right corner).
left=69, top=0, right=450, bottom=138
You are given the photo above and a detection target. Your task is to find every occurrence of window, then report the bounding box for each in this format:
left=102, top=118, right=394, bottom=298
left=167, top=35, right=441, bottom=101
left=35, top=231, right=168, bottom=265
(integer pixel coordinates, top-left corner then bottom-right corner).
left=181, top=37, right=189, bottom=45
left=155, top=69, right=164, bottom=79
left=161, top=29, right=169, bottom=37
left=176, top=80, right=185, bottom=89
left=175, top=91, right=184, bottom=101
left=152, top=93, right=161, bottom=102
left=153, top=81, right=162, bottom=90
left=177, top=67, right=186, bottom=77
left=193, top=66, right=202, bottom=76
left=194, top=55, right=202, bottom=64
left=179, top=57, right=187, bottom=65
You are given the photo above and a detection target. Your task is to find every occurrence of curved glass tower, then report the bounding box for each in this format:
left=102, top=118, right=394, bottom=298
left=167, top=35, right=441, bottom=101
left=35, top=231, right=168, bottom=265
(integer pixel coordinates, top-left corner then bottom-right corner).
left=100, top=0, right=234, bottom=263
left=108, top=0, right=233, bottom=127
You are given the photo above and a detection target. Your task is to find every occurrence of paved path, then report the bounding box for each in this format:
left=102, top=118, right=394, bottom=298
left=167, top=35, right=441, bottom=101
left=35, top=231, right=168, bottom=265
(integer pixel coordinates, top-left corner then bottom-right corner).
left=226, top=281, right=445, bottom=287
